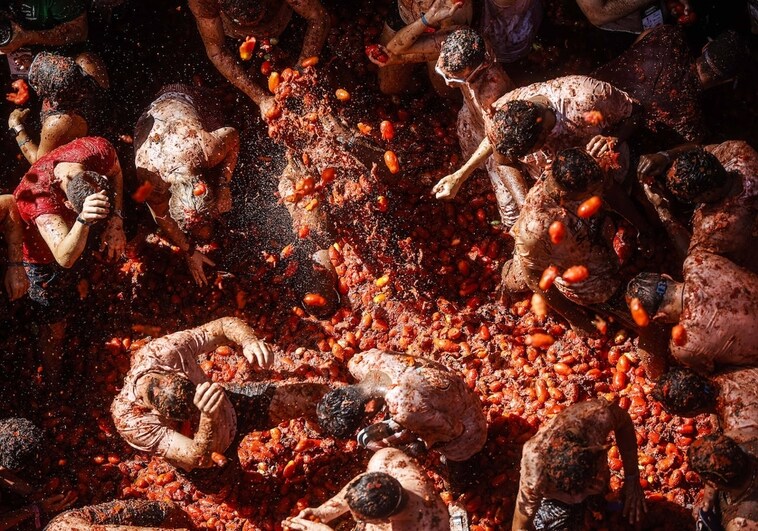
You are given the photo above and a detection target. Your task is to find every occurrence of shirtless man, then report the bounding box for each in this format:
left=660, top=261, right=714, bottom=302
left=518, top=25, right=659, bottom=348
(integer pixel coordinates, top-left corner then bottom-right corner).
left=317, top=349, right=486, bottom=463
left=638, top=141, right=758, bottom=270
left=134, top=85, right=240, bottom=286
left=626, top=251, right=758, bottom=373
left=0, top=195, right=29, bottom=302
left=111, top=317, right=273, bottom=472
left=687, top=434, right=757, bottom=531
left=13, top=136, right=125, bottom=381
left=512, top=399, right=646, bottom=531
left=188, top=0, right=329, bottom=115
left=282, top=447, right=451, bottom=531
left=432, top=28, right=519, bottom=226
left=45, top=500, right=190, bottom=531
left=653, top=367, right=758, bottom=445
left=368, top=0, right=472, bottom=95
left=433, top=75, right=637, bottom=219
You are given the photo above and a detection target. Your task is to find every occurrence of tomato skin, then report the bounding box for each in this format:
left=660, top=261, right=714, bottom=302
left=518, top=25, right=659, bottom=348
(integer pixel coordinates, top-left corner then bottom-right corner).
left=577, top=196, right=602, bottom=218
left=384, top=151, right=400, bottom=174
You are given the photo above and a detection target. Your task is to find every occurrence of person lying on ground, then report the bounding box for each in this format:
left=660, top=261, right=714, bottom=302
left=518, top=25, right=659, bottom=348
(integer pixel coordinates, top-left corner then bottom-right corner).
left=188, top=0, right=329, bottom=116
left=13, top=136, right=125, bottom=382
left=45, top=499, right=191, bottom=531
left=688, top=434, right=757, bottom=531
left=637, top=141, right=758, bottom=270
left=433, top=74, right=638, bottom=218
left=432, top=28, right=519, bottom=227
left=0, top=417, right=77, bottom=531
left=282, top=447, right=452, bottom=531
left=317, top=348, right=487, bottom=463
left=653, top=367, right=758, bottom=445
left=625, top=251, right=758, bottom=374
left=8, top=51, right=109, bottom=165
left=511, top=398, right=646, bottom=531
left=0, top=195, right=29, bottom=301
left=367, top=0, right=472, bottom=96
left=134, top=84, right=240, bottom=286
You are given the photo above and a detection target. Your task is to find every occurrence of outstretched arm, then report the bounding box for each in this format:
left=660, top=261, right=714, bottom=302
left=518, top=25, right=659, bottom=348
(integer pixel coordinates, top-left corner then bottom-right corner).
left=609, top=403, right=646, bottom=525
left=0, top=195, right=28, bottom=300
left=432, top=137, right=494, bottom=200
left=287, top=0, right=330, bottom=62
left=0, top=13, right=87, bottom=53
left=192, top=317, right=273, bottom=368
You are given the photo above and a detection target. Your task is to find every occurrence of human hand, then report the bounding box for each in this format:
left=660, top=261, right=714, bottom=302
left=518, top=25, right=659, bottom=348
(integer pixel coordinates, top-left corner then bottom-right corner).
left=259, top=97, right=277, bottom=121
left=242, top=339, right=274, bottom=369
left=8, top=107, right=30, bottom=128
left=642, top=182, right=670, bottom=212
left=4, top=264, right=28, bottom=301
left=40, top=490, right=78, bottom=513
left=622, top=478, right=647, bottom=525
left=100, top=218, right=125, bottom=261
left=432, top=172, right=464, bottom=199
left=283, top=516, right=332, bottom=531
left=425, top=0, right=465, bottom=26
left=185, top=250, right=215, bottom=286
left=637, top=153, right=670, bottom=182
left=366, top=44, right=393, bottom=66
left=79, top=192, right=110, bottom=224
left=586, top=135, right=618, bottom=158
left=194, top=382, right=226, bottom=415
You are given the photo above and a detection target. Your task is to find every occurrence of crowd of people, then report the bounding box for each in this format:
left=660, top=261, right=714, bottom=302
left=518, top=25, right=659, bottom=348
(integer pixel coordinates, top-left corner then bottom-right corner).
left=0, top=0, right=756, bottom=529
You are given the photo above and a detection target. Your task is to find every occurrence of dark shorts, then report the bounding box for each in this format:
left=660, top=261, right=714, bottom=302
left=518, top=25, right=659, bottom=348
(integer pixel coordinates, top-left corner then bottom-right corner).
left=224, top=382, right=278, bottom=441
left=533, top=499, right=585, bottom=531
left=25, top=262, right=78, bottom=324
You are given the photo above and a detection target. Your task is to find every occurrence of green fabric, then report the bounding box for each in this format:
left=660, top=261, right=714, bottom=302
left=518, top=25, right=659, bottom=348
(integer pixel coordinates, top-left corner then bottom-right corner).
left=11, top=0, right=86, bottom=30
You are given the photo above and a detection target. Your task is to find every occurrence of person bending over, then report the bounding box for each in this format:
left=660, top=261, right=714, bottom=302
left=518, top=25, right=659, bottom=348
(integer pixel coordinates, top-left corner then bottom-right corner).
left=111, top=317, right=273, bottom=472
left=134, top=84, right=240, bottom=286
left=317, top=349, right=487, bottom=463
left=512, top=398, right=645, bottom=531
left=13, top=136, right=125, bottom=381
left=188, top=0, right=329, bottom=115
left=45, top=499, right=191, bottom=531
left=283, top=447, right=451, bottom=531
left=0, top=195, right=28, bottom=302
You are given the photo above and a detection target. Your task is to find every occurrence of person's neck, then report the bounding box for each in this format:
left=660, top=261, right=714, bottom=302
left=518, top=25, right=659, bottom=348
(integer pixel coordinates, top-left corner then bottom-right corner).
left=53, top=162, right=85, bottom=191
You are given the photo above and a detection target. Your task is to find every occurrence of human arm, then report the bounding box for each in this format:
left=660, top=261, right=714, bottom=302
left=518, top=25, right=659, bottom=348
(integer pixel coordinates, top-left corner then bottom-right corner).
left=0, top=195, right=29, bottom=300
left=289, top=483, right=352, bottom=525
left=35, top=191, right=110, bottom=268
left=0, top=492, right=78, bottom=531
left=574, top=0, right=653, bottom=26
left=287, top=0, right=330, bottom=63
left=188, top=0, right=273, bottom=112
left=511, top=441, right=541, bottom=531
left=0, top=13, right=87, bottom=53
left=432, top=137, right=494, bottom=199
left=636, top=144, right=699, bottom=182
left=385, top=0, right=464, bottom=55
left=206, top=127, right=240, bottom=184
left=609, top=402, right=646, bottom=525
left=192, top=317, right=273, bottom=368
left=99, top=159, right=126, bottom=261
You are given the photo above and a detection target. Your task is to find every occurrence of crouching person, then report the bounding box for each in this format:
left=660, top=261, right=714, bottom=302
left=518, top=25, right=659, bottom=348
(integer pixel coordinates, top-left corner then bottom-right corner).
left=282, top=447, right=452, bottom=530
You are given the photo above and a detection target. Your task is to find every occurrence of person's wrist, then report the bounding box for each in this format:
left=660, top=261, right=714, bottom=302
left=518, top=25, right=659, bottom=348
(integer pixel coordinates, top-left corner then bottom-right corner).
left=8, top=124, right=24, bottom=136
left=421, top=12, right=438, bottom=29
left=30, top=503, right=41, bottom=529
left=76, top=216, right=91, bottom=226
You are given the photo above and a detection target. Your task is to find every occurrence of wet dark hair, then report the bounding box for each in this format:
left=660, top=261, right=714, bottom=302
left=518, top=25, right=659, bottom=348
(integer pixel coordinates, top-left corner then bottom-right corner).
left=543, top=431, right=600, bottom=494
left=65, top=171, right=113, bottom=214
left=81, top=500, right=172, bottom=526
left=316, top=385, right=369, bottom=439
left=666, top=148, right=729, bottom=204
left=146, top=373, right=196, bottom=421
left=217, top=0, right=265, bottom=25
left=487, top=101, right=545, bottom=161
left=0, top=417, right=44, bottom=470
left=346, top=472, right=405, bottom=520
left=551, top=148, right=604, bottom=193
left=439, top=28, right=487, bottom=74
left=168, top=178, right=215, bottom=232
left=688, top=434, right=749, bottom=488
left=701, top=30, right=749, bottom=82
left=625, top=273, right=668, bottom=317
left=29, top=52, right=86, bottom=104
left=652, top=368, right=718, bottom=416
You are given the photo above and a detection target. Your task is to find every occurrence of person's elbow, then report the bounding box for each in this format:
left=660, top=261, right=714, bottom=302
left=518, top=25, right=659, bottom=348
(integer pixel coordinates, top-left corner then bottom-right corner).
left=55, top=254, right=77, bottom=269
left=67, top=14, right=89, bottom=43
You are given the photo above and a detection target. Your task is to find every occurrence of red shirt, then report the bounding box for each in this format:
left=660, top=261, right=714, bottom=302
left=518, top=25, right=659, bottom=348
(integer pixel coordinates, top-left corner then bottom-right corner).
left=13, top=137, right=117, bottom=264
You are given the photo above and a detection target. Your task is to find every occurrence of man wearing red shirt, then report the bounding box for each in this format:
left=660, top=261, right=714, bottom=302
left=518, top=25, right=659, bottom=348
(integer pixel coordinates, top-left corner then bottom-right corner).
left=14, top=136, right=125, bottom=382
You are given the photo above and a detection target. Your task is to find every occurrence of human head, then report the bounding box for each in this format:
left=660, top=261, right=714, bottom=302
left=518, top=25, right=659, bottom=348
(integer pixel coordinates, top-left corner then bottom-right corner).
left=688, top=434, right=750, bottom=488
left=0, top=417, right=43, bottom=471
left=549, top=148, right=606, bottom=199
left=65, top=171, right=113, bottom=214
left=217, top=0, right=265, bottom=26
left=167, top=178, right=215, bottom=240
left=696, top=31, right=749, bottom=89
left=435, top=28, right=488, bottom=87
left=345, top=471, right=406, bottom=521
left=652, top=368, right=718, bottom=416
left=543, top=431, right=602, bottom=496
left=666, top=148, right=729, bottom=204
left=143, top=372, right=196, bottom=421
left=316, top=385, right=369, bottom=439
left=487, top=100, right=548, bottom=163
left=29, top=52, right=86, bottom=104
left=625, top=273, right=681, bottom=323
